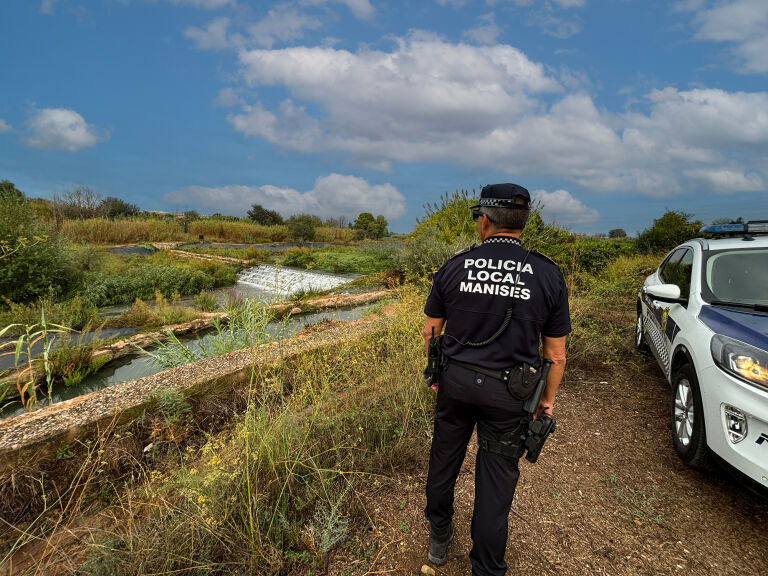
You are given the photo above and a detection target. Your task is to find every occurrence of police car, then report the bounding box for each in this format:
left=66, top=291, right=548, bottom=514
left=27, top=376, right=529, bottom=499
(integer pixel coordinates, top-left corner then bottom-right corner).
left=636, top=221, right=768, bottom=491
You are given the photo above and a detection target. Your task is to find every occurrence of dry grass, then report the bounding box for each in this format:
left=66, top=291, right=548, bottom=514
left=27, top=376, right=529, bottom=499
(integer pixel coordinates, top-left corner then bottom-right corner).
left=60, top=218, right=187, bottom=244
left=189, top=220, right=291, bottom=243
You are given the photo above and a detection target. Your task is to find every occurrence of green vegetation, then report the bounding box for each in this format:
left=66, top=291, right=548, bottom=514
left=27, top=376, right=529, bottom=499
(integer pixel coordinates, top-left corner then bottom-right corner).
left=1, top=181, right=76, bottom=302
left=247, top=203, right=284, bottom=226
left=182, top=244, right=276, bottom=262
left=286, top=213, right=322, bottom=241
left=0, top=311, right=67, bottom=411
left=76, top=291, right=430, bottom=575
left=47, top=331, right=110, bottom=387
left=353, top=212, right=388, bottom=239
left=189, top=219, right=291, bottom=244
left=109, top=292, right=205, bottom=329
left=139, top=299, right=274, bottom=369
left=61, top=217, right=187, bottom=244
left=1, top=180, right=695, bottom=572
left=635, top=210, right=701, bottom=253
left=282, top=244, right=398, bottom=274
left=83, top=252, right=237, bottom=308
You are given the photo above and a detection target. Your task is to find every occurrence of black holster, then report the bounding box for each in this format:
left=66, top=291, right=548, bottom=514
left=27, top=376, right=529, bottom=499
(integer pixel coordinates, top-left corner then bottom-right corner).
left=423, top=334, right=443, bottom=386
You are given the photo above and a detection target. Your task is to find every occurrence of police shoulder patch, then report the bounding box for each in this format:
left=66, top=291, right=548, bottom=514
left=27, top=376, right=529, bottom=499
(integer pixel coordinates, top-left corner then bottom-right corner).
left=447, top=244, right=476, bottom=261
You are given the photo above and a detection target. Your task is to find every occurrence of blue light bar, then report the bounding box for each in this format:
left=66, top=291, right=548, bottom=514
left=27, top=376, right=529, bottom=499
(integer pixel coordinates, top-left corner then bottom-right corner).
left=700, top=224, right=745, bottom=234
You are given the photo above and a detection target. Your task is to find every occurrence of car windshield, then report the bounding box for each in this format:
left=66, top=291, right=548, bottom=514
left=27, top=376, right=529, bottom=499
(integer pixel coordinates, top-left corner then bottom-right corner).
left=701, top=248, right=768, bottom=306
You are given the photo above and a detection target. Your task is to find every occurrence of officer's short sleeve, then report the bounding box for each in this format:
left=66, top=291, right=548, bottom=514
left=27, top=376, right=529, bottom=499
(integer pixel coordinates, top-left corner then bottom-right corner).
left=542, top=274, right=571, bottom=337
left=424, top=270, right=445, bottom=318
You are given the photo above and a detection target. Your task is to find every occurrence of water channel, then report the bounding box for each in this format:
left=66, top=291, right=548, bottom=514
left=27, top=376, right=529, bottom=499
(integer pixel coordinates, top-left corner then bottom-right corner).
left=1, top=265, right=368, bottom=419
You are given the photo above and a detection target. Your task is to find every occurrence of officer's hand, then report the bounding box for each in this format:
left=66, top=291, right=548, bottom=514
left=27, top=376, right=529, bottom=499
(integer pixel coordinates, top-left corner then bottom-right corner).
left=430, top=382, right=439, bottom=391
left=535, top=401, right=553, bottom=420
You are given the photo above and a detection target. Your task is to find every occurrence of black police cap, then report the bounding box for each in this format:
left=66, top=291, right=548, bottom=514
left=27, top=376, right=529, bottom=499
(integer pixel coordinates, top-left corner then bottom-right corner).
left=470, top=183, right=530, bottom=210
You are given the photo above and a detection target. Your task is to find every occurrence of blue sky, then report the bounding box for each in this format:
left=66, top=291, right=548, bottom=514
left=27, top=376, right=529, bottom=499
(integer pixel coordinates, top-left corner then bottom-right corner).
left=1, top=0, right=767, bottom=235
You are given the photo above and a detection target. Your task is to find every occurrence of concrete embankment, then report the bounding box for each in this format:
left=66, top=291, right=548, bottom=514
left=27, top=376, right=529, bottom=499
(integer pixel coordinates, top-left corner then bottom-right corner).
left=0, top=303, right=394, bottom=472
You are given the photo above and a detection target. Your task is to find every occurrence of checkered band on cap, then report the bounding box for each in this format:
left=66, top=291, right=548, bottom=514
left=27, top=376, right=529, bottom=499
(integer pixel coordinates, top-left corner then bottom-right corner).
left=478, top=198, right=527, bottom=207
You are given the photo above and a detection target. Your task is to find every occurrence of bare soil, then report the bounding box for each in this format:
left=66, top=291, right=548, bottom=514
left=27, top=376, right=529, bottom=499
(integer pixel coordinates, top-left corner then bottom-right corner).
left=336, top=358, right=768, bottom=576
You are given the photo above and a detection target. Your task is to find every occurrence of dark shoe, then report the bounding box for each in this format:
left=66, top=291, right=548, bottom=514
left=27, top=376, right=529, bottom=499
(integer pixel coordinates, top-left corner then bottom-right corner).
left=427, top=522, right=454, bottom=565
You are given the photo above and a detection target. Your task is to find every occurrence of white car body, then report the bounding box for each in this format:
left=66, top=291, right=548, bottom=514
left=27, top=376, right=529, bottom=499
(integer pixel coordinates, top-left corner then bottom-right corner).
left=637, top=234, right=768, bottom=491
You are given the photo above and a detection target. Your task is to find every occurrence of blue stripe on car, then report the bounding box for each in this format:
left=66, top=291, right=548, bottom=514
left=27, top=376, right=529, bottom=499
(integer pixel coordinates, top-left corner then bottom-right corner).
left=698, top=305, right=768, bottom=352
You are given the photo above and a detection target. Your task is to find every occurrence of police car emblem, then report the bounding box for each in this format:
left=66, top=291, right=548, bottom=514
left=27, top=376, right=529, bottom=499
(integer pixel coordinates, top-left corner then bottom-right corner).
left=661, top=307, right=669, bottom=332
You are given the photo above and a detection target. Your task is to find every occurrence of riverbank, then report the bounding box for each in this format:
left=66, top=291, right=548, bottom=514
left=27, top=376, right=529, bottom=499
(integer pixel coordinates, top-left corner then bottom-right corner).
left=0, top=290, right=393, bottom=411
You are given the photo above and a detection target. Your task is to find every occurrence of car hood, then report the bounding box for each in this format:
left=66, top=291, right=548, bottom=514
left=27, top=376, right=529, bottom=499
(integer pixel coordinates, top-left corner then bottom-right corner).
left=699, top=305, right=768, bottom=352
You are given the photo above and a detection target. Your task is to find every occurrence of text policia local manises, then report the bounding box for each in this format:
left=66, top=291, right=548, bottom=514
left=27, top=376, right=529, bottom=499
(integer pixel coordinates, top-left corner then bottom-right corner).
left=459, top=258, right=534, bottom=300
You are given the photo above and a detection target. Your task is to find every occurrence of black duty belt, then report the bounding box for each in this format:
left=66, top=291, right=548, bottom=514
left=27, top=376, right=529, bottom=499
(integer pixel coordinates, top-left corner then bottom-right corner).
left=446, top=358, right=515, bottom=383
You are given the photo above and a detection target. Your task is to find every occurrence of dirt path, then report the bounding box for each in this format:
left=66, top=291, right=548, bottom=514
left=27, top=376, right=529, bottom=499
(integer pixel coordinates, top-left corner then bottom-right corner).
left=344, top=359, right=768, bottom=576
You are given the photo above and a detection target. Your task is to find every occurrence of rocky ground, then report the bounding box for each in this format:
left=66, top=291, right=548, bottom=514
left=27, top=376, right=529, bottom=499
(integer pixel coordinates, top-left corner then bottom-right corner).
left=337, top=359, right=768, bottom=576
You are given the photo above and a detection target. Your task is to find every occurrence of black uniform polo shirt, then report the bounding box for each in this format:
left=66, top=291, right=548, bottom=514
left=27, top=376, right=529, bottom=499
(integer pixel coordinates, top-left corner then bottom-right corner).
left=424, top=234, right=571, bottom=371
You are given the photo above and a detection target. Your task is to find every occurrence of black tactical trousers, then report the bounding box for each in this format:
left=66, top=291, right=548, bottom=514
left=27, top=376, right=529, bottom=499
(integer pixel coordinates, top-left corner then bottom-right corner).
left=425, top=362, right=525, bottom=576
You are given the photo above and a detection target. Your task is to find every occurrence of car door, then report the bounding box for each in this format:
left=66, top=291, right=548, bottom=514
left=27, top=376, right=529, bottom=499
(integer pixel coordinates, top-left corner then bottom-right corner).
left=645, top=248, right=689, bottom=375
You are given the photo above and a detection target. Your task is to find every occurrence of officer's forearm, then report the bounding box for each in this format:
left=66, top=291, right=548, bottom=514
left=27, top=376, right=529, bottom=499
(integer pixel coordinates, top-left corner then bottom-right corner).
left=541, top=335, right=567, bottom=406
left=542, top=357, right=565, bottom=405
left=423, top=316, right=446, bottom=353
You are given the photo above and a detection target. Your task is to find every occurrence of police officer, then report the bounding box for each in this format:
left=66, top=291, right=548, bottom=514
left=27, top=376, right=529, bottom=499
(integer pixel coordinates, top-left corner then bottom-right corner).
left=423, top=183, right=570, bottom=576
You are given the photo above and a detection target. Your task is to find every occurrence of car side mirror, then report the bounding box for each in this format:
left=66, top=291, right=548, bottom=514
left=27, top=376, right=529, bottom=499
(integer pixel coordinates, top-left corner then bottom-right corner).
left=644, top=284, right=686, bottom=304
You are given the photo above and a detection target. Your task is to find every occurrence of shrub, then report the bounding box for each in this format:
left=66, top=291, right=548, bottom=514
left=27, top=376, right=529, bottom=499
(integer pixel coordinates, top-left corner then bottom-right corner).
left=247, top=204, right=284, bottom=226
left=100, top=197, right=140, bottom=219
left=282, top=247, right=315, bottom=268
left=1, top=181, right=76, bottom=303
left=193, top=290, right=219, bottom=312
left=84, top=266, right=214, bottom=307
left=635, top=211, right=701, bottom=254
left=353, top=212, right=388, bottom=239
left=0, top=294, right=98, bottom=334
left=47, top=332, right=109, bottom=387
left=286, top=214, right=321, bottom=242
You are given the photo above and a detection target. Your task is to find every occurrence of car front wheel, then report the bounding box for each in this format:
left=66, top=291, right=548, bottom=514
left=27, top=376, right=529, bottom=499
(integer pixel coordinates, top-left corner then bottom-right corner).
left=635, top=308, right=649, bottom=353
left=670, top=363, right=708, bottom=468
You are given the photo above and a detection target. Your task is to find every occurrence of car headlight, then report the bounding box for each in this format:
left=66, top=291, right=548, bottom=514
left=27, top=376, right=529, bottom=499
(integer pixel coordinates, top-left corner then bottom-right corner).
left=711, top=334, right=768, bottom=389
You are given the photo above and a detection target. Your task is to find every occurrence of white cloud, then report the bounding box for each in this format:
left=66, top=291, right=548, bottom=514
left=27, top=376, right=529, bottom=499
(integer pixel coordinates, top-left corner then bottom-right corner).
left=163, top=174, right=406, bottom=219
left=690, top=0, right=768, bottom=73
left=24, top=108, right=105, bottom=152
left=0, top=119, right=12, bottom=134
left=169, top=0, right=235, bottom=8
left=185, top=17, right=235, bottom=50
left=40, top=0, right=59, bottom=14
left=503, top=0, right=585, bottom=7
left=334, top=0, right=375, bottom=20
left=247, top=5, right=323, bottom=48
left=215, top=87, right=245, bottom=107
left=683, top=168, right=765, bottom=193
left=226, top=35, right=768, bottom=198
left=300, top=0, right=376, bottom=20
left=463, top=13, right=503, bottom=45
left=532, top=189, right=600, bottom=226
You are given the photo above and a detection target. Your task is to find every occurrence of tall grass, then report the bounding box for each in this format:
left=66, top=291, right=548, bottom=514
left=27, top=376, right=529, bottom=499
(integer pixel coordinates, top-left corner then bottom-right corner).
left=83, top=253, right=237, bottom=307
left=189, top=220, right=291, bottom=244
left=61, top=218, right=187, bottom=244
left=314, top=226, right=356, bottom=243
left=60, top=217, right=315, bottom=245
left=139, top=299, right=274, bottom=369
left=77, top=290, right=431, bottom=574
